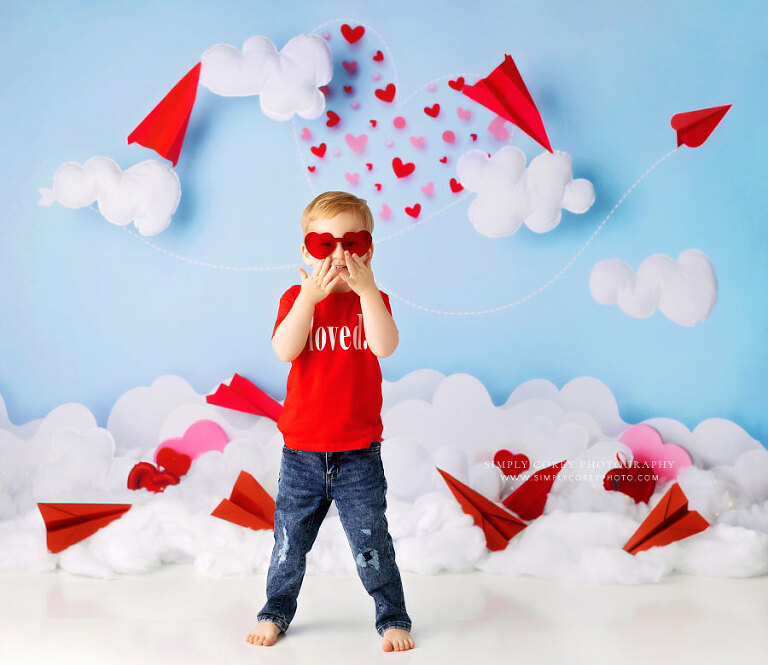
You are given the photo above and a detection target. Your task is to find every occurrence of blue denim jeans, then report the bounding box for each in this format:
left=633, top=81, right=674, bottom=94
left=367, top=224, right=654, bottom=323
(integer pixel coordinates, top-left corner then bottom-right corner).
left=257, top=441, right=412, bottom=636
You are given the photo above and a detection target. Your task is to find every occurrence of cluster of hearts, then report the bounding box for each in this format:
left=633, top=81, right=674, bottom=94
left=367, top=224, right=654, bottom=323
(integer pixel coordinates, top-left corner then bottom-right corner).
left=37, top=375, right=706, bottom=558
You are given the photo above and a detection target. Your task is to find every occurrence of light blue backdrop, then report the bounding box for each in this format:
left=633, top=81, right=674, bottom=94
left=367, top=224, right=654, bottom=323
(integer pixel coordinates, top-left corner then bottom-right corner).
left=1, top=0, right=766, bottom=445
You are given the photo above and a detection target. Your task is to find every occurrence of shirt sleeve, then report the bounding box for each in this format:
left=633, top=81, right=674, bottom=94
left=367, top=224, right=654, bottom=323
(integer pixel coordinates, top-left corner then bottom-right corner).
left=272, top=287, right=299, bottom=340
left=380, top=290, right=392, bottom=316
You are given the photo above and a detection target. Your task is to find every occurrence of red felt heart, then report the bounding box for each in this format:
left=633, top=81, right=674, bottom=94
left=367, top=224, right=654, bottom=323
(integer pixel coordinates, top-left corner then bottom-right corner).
left=493, top=450, right=530, bottom=478
left=366, top=163, right=373, bottom=171
left=343, top=85, right=353, bottom=94
left=424, top=103, right=440, bottom=118
left=341, top=24, right=365, bottom=44
left=392, top=157, right=415, bottom=178
left=375, top=83, right=396, bottom=102
left=448, top=76, right=465, bottom=91
left=127, top=462, right=180, bottom=493
left=156, top=446, right=192, bottom=478
left=326, top=111, right=340, bottom=128
left=319, top=85, right=331, bottom=97
left=603, top=452, right=658, bottom=504
left=372, top=50, right=384, bottom=62
left=374, top=183, right=382, bottom=191
left=439, top=156, right=448, bottom=164
left=342, top=60, right=357, bottom=75
left=310, top=143, right=327, bottom=158
left=470, top=133, right=478, bottom=141
left=449, top=178, right=463, bottom=193
left=369, top=119, right=377, bottom=127
left=405, top=203, right=421, bottom=218
left=308, top=166, right=316, bottom=173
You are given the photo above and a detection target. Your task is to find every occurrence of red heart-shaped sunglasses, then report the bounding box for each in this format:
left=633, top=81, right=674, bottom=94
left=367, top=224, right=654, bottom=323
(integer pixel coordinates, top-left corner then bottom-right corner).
left=304, top=230, right=372, bottom=260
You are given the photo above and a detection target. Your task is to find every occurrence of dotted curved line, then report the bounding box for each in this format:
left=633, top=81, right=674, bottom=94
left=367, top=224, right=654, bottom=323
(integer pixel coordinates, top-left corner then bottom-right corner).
left=375, top=147, right=680, bottom=315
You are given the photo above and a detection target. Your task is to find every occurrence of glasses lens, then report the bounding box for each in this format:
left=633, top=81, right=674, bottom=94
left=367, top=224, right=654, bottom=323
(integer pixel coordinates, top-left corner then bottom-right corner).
left=305, top=232, right=335, bottom=259
left=342, top=231, right=372, bottom=255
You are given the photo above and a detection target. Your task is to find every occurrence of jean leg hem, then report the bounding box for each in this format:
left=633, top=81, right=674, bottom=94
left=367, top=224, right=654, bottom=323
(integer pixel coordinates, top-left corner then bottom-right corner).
left=377, top=621, right=412, bottom=636
left=256, top=613, right=289, bottom=633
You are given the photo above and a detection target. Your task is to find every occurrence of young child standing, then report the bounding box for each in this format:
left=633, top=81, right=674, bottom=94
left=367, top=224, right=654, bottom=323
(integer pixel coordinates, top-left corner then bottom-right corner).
left=246, top=191, right=414, bottom=652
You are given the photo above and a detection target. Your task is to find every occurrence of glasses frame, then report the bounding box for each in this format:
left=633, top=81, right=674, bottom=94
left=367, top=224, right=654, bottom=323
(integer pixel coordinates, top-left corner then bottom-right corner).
left=303, top=230, right=373, bottom=260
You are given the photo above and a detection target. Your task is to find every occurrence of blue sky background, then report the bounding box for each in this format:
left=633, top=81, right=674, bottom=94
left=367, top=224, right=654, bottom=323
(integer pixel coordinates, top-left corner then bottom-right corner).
left=1, top=0, right=766, bottom=446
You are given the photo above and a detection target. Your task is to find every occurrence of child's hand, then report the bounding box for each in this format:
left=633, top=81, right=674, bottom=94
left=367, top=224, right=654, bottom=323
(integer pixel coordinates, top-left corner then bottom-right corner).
left=297, top=257, right=341, bottom=304
left=338, top=250, right=377, bottom=297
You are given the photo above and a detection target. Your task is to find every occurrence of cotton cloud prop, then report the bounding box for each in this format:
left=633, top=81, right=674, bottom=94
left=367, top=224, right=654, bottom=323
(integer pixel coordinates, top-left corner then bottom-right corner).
left=1, top=370, right=766, bottom=581
left=200, top=34, right=332, bottom=121
left=38, top=157, right=181, bottom=236
left=456, top=146, right=595, bottom=237
left=589, top=249, right=717, bottom=326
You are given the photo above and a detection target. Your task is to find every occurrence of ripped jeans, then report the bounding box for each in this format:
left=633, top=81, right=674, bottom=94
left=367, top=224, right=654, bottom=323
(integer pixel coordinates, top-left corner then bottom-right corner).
left=257, top=441, right=412, bottom=637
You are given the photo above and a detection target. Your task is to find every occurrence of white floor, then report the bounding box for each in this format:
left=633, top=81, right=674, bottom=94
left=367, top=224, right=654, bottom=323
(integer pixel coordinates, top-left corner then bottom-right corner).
left=1, top=566, right=766, bottom=665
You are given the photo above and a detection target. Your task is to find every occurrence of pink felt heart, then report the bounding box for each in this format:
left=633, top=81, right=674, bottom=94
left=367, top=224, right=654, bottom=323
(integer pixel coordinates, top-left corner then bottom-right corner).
left=457, top=107, right=471, bottom=121
left=300, top=127, right=312, bottom=140
left=379, top=204, right=391, bottom=219
left=410, top=136, right=425, bottom=149
left=345, top=133, right=368, bottom=153
left=420, top=181, right=435, bottom=196
left=154, top=420, right=229, bottom=464
left=345, top=172, right=360, bottom=186
left=342, top=60, right=358, bottom=74
left=618, top=424, right=691, bottom=483
left=488, top=116, right=510, bottom=140
left=442, top=130, right=455, bottom=143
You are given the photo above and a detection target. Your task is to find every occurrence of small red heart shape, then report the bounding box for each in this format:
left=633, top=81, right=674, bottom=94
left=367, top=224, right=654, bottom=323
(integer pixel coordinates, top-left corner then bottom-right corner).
left=374, top=183, right=382, bottom=191
left=392, top=157, right=415, bottom=178
left=156, top=446, right=192, bottom=478
left=603, top=452, right=658, bottom=504
left=343, top=85, right=353, bottom=94
left=375, top=83, right=396, bottom=102
left=366, top=163, right=373, bottom=171
left=341, top=24, right=365, bottom=44
left=470, top=133, right=478, bottom=141
left=424, top=103, right=440, bottom=118
left=372, top=50, right=384, bottom=62
left=127, top=461, right=180, bottom=493
left=342, top=60, right=358, bottom=74
left=493, top=450, right=530, bottom=478
left=326, top=111, right=340, bottom=128
left=307, top=166, right=316, bottom=173
left=319, top=85, right=331, bottom=97
left=439, top=156, right=448, bottom=164
left=448, top=76, right=465, bottom=91
left=449, top=178, right=463, bottom=193
left=405, top=203, right=421, bottom=218
left=310, top=143, right=327, bottom=158
left=369, top=119, right=377, bottom=128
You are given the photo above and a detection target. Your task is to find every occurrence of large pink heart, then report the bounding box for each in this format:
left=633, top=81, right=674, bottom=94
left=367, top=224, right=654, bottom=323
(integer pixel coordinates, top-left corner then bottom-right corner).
left=618, top=424, right=692, bottom=483
left=154, top=419, right=229, bottom=464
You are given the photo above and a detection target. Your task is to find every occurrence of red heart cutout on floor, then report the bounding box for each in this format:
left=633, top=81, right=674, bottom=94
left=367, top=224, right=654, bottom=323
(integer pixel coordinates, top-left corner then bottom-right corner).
left=392, top=157, right=415, bottom=178
left=405, top=203, right=421, bottom=218
left=341, top=24, right=365, bottom=44
left=493, top=450, right=530, bottom=478
left=603, top=452, right=657, bottom=504
left=448, top=76, right=465, bottom=91
left=326, top=111, right=340, bottom=128
left=156, top=446, right=192, bottom=478
left=310, top=143, right=327, bottom=158
left=424, top=103, right=440, bottom=118
left=342, top=60, right=357, bottom=74
left=372, top=50, right=384, bottom=62
left=127, top=462, right=180, bottom=493
left=375, top=83, right=396, bottom=102
left=449, top=178, right=463, bottom=193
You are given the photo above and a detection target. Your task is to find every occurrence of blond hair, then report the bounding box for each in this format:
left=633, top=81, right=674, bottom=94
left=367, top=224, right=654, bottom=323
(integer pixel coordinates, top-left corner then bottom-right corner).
left=301, top=191, right=374, bottom=235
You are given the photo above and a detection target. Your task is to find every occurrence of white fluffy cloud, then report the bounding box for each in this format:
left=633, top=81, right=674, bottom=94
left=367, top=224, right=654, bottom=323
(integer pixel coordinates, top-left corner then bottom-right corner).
left=589, top=249, right=717, bottom=326
left=456, top=146, right=595, bottom=237
left=1, top=370, right=766, bottom=581
left=38, top=157, right=181, bottom=236
left=200, top=34, right=332, bottom=121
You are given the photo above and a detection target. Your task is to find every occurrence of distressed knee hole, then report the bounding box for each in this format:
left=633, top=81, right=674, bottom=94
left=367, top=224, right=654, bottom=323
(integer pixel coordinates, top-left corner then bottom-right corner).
left=356, top=548, right=380, bottom=571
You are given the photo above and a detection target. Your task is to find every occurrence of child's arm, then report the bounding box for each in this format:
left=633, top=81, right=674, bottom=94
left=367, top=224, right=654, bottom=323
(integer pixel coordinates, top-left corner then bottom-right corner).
left=360, top=290, right=399, bottom=358
left=272, top=291, right=316, bottom=362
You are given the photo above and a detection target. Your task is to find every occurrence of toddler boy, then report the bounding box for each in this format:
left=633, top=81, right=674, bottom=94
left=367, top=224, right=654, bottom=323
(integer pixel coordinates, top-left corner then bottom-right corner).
left=246, top=191, right=414, bottom=652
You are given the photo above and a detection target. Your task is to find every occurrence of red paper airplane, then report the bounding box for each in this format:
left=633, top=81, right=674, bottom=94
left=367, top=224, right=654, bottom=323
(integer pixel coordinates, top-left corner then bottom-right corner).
left=38, top=502, right=132, bottom=554
left=206, top=373, right=284, bottom=422
left=128, top=62, right=201, bottom=166
left=501, top=460, right=566, bottom=520
left=436, top=467, right=527, bottom=551
left=461, top=54, right=552, bottom=153
left=623, top=483, right=709, bottom=555
left=670, top=104, right=731, bottom=148
left=211, top=470, right=276, bottom=531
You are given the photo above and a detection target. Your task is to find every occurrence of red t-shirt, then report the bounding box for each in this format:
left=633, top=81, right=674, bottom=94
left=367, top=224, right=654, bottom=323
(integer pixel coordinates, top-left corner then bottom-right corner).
left=272, top=285, right=394, bottom=452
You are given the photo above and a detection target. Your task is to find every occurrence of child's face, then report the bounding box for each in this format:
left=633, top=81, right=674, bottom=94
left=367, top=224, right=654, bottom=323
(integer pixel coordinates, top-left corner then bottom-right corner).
left=301, top=211, right=374, bottom=293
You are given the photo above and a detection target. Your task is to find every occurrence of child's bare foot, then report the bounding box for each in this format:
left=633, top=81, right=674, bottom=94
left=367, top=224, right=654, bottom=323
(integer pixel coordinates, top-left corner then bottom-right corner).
left=381, top=627, right=415, bottom=652
left=246, top=620, right=282, bottom=646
